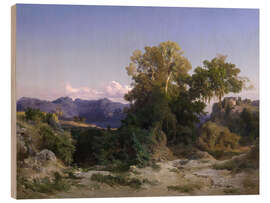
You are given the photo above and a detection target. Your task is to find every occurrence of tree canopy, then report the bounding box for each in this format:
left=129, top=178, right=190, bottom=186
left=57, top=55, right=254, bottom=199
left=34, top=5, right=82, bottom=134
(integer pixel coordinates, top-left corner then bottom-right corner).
left=123, top=41, right=246, bottom=144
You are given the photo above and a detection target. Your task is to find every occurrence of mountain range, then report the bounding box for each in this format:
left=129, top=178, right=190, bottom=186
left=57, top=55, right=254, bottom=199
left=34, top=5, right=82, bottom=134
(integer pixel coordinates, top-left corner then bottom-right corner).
left=17, top=97, right=128, bottom=128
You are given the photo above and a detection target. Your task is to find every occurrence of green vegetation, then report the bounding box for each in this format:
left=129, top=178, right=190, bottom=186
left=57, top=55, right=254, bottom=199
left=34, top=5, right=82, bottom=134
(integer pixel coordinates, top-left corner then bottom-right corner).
left=19, top=41, right=252, bottom=171
left=40, top=125, right=75, bottom=165
left=90, top=173, right=142, bottom=189
left=168, top=168, right=179, bottom=173
left=211, top=99, right=259, bottom=145
left=16, top=41, right=259, bottom=198
left=212, top=140, right=259, bottom=173
left=25, top=107, right=59, bottom=125
left=17, top=172, right=70, bottom=197
left=151, top=162, right=161, bottom=172
left=197, top=121, right=240, bottom=158
left=123, top=41, right=245, bottom=148
left=223, top=188, right=240, bottom=195
left=17, top=110, right=75, bottom=165
left=71, top=126, right=154, bottom=169
left=167, top=183, right=201, bottom=193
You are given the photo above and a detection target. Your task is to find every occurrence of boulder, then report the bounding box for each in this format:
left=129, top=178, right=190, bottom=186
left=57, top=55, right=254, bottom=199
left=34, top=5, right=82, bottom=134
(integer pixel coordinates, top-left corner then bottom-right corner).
left=36, top=149, right=56, bottom=162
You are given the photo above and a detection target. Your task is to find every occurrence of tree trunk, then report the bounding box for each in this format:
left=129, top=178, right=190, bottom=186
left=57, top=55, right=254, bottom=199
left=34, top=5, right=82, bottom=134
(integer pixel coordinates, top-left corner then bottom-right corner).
left=165, top=71, right=172, bottom=94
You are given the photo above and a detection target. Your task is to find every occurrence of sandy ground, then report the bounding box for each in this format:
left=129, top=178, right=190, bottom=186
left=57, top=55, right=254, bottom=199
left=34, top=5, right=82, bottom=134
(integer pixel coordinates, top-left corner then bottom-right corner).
left=50, top=157, right=259, bottom=198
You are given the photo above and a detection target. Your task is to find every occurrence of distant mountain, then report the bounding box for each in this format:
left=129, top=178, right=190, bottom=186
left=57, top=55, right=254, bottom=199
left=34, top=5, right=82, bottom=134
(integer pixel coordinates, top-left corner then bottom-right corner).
left=17, top=97, right=129, bottom=128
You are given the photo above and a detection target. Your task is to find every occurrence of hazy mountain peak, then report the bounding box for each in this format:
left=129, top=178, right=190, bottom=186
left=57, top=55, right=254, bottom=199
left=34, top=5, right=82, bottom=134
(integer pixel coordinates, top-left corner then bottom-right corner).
left=17, top=96, right=127, bottom=128
left=52, top=96, right=73, bottom=104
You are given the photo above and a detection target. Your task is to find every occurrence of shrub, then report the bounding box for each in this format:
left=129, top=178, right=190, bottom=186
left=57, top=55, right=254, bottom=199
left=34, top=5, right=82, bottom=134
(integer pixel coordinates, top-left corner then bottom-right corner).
left=223, top=188, right=240, bottom=194
left=25, top=108, right=45, bottom=122
left=151, top=162, right=161, bottom=172
left=20, top=172, right=70, bottom=194
left=40, top=125, right=75, bottom=165
left=197, top=121, right=240, bottom=155
left=212, top=142, right=259, bottom=173
left=167, top=183, right=201, bottom=193
left=90, top=173, right=142, bottom=189
left=71, top=126, right=154, bottom=168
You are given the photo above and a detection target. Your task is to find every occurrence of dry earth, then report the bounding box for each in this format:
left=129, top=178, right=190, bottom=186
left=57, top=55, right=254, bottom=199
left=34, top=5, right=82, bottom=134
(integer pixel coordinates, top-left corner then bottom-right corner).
left=49, top=156, right=259, bottom=198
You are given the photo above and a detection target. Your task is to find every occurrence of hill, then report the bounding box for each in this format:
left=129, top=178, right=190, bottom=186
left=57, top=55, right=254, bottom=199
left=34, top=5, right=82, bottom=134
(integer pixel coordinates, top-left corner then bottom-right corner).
left=17, top=97, right=128, bottom=128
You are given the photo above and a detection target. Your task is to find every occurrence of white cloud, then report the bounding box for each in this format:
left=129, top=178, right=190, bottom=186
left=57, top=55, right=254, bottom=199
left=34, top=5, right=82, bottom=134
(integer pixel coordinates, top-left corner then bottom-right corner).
left=65, top=81, right=131, bottom=103
left=105, top=81, right=132, bottom=98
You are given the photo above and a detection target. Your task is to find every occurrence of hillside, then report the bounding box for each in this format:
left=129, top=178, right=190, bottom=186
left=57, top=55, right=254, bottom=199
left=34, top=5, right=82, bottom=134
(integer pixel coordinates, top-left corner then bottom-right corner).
left=16, top=106, right=259, bottom=198
left=17, top=97, right=128, bottom=128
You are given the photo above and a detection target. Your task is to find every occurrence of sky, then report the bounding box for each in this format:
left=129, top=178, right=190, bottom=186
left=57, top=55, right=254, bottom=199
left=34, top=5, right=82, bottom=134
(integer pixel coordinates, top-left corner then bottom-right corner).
left=16, top=4, right=259, bottom=110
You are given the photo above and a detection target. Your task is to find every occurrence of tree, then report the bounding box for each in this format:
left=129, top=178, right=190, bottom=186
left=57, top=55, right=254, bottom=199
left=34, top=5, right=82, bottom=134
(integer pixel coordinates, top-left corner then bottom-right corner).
left=125, top=41, right=191, bottom=106
left=189, top=55, right=245, bottom=103
left=123, top=41, right=246, bottom=144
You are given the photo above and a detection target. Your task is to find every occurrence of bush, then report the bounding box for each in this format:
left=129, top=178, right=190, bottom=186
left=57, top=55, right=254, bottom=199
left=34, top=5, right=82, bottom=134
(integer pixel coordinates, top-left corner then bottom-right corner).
left=197, top=121, right=240, bottom=155
left=212, top=141, right=259, bottom=173
left=25, top=108, right=45, bottom=122
left=91, top=173, right=142, bottom=189
left=21, top=172, right=70, bottom=194
left=40, top=125, right=75, bottom=165
left=71, top=126, right=154, bottom=168
left=167, top=183, right=201, bottom=193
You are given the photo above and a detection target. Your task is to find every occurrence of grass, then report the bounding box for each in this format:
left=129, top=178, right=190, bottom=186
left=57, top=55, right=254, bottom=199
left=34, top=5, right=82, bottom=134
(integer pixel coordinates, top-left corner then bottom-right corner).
left=90, top=173, right=142, bottom=189
left=89, top=183, right=101, bottom=190
left=131, top=170, right=141, bottom=175
left=212, top=160, right=239, bottom=171
left=167, top=183, right=201, bottom=193
left=212, top=154, right=258, bottom=173
left=223, top=188, right=240, bottom=195
left=199, top=159, right=210, bottom=164
left=242, top=178, right=257, bottom=189
left=151, top=162, right=161, bottom=172
left=19, top=172, right=71, bottom=195
left=241, top=177, right=259, bottom=194
left=142, top=178, right=158, bottom=186
left=168, top=168, right=179, bottom=173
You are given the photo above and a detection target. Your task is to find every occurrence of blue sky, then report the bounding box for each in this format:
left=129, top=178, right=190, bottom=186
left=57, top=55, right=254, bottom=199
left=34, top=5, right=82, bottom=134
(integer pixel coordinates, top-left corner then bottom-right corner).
left=16, top=4, right=259, bottom=108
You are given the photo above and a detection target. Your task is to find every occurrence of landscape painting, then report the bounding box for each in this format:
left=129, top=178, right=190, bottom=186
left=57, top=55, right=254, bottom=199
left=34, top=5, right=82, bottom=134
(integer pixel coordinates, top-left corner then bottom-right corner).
left=13, top=4, right=259, bottom=199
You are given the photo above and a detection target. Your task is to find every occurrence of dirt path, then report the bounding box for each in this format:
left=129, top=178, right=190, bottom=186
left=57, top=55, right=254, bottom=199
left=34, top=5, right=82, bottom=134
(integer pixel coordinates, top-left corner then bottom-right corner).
left=50, top=158, right=259, bottom=198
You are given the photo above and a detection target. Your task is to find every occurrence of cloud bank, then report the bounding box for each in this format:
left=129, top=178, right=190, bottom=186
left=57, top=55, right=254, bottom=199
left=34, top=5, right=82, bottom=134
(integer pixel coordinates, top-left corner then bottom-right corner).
left=65, top=81, right=131, bottom=103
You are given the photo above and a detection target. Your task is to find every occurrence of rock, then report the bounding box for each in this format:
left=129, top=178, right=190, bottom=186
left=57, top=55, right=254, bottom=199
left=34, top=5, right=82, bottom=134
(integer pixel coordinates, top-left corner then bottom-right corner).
left=179, top=159, right=190, bottom=165
left=17, top=134, right=28, bottom=160
left=17, top=127, right=26, bottom=134
left=36, top=149, right=56, bottom=162
left=129, top=165, right=137, bottom=172
left=187, top=150, right=215, bottom=161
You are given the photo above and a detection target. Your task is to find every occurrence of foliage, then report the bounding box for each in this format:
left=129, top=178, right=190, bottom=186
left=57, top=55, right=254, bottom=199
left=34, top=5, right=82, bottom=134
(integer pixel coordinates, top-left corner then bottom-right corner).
left=40, top=125, right=75, bottom=165
left=18, top=172, right=70, bottom=195
left=91, top=173, right=142, bottom=189
left=71, top=126, right=154, bottom=168
left=197, top=121, right=240, bottom=156
left=223, top=188, right=240, bottom=195
left=24, top=108, right=60, bottom=130
left=212, top=140, right=259, bottom=173
left=211, top=98, right=259, bottom=144
left=25, top=108, right=45, bottom=122
left=189, top=55, right=245, bottom=103
left=151, top=162, right=161, bottom=172
left=167, top=183, right=201, bottom=193
left=239, top=108, right=259, bottom=142
left=123, top=41, right=245, bottom=144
